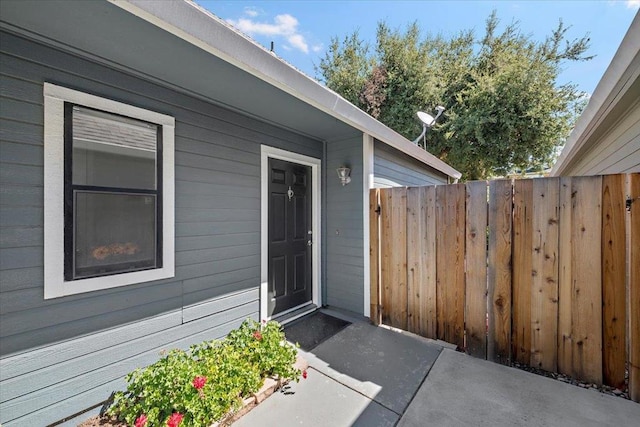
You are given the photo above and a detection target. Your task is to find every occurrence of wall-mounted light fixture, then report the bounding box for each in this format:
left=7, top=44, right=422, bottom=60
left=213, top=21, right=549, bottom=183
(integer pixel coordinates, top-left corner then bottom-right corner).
left=336, top=166, right=351, bottom=186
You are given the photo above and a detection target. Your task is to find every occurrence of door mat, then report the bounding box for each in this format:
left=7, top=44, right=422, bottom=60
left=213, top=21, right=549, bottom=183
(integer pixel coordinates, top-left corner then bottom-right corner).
left=284, top=312, right=351, bottom=352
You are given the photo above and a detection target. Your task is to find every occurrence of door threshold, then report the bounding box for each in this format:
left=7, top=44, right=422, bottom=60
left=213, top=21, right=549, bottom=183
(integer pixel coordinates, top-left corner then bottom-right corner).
left=272, top=302, right=317, bottom=326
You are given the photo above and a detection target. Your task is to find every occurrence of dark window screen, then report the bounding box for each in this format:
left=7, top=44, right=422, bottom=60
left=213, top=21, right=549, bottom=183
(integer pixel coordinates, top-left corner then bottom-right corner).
left=64, top=105, right=162, bottom=280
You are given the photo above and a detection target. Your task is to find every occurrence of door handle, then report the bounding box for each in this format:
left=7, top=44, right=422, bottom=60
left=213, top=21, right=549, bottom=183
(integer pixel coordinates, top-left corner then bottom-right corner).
left=307, top=240, right=312, bottom=246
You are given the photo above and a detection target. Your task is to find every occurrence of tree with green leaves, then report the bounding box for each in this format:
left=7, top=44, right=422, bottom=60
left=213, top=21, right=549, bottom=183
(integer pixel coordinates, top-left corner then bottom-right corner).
left=316, top=12, right=592, bottom=180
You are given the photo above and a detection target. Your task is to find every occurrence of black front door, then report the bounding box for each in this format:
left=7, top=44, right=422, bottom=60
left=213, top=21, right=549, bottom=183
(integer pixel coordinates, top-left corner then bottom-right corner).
left=268, top=157, right=313, bottom=316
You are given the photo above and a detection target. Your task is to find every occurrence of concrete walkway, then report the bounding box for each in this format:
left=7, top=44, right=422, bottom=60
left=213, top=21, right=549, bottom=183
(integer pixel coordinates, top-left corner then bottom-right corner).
left=235, top=312, right=640, bottom=427
left=398, top=349, right=639, bottom=427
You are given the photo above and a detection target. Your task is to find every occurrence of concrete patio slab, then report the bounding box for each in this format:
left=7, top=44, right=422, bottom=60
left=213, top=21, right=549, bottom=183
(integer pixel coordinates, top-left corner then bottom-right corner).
left=233, top=367, right=399, bottom=427
left=397, top=349, right=640, bottom=427
left=308, top=321, right=442, bottom=415
left=234, top=317, right=443, bottom=427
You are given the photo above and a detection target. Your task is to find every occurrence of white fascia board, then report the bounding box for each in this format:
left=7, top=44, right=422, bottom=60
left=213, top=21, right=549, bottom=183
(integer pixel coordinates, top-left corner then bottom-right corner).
left=111, top=0, right=461, bottom=180
left=551, top=13, right=640, bottom=176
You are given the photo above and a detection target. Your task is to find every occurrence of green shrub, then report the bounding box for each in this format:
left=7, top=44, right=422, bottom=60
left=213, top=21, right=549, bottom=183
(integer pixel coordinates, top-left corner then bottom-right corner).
left=107, top=319, right=300, bottom=427
left=225, top=319, right=300, bottom=380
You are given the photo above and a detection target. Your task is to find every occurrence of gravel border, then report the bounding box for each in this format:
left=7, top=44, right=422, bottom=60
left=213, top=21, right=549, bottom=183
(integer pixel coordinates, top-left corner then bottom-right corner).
left=510, top=361, right=630, bottom=400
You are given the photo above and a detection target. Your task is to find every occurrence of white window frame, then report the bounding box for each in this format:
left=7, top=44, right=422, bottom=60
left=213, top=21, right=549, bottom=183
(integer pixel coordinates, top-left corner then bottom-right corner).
left=43, top=83, right=175, bottom=299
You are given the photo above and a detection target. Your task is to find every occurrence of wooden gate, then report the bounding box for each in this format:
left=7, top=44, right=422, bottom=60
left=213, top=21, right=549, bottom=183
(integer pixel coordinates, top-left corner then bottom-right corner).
left=369, top=173, right=640, bottom=402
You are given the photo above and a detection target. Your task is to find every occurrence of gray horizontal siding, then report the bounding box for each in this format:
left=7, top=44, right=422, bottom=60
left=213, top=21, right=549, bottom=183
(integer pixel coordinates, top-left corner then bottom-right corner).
left=2, top=298, right=255, bottom=426
left=0, top=29, right=322, bottom=425
left=325, top=136, right=364, bottom=314
left=373, top=140, right=448, bottom=187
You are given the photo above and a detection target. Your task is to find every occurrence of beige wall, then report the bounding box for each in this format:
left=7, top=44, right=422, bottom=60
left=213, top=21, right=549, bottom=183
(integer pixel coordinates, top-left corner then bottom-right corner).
left=552, top=13, right=640, bottom=177
left=565, top=98, right=640, bottom=176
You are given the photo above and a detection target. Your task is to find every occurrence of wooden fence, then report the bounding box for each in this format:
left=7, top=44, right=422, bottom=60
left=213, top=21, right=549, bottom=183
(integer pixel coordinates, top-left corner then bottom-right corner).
left=369, top=173, right=640, bottom=402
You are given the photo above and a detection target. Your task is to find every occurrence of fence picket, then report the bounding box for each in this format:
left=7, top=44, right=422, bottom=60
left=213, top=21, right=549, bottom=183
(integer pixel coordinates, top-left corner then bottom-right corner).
left=465, top=181, right=488, bottom=358
left=436, top=184, right=466, bottom=348
left=512, top=179, right=533, bottom=365
left=601, top=174, right=626, bottom=389
left=421, top=186, right=438, bottom=339
left=369, top=189, right=381, bottom=325
left=570, top=176, right=603, bottom=385
left=388, top=187, right=408, bottom=330
left=558, top=177, right=574, bottom=376
left=407, top=187, right=424, bottom=334
left=488, top=179, right=513, bottom=364
left=380, top=188, right=393, bottom=327
left=629, top=173, right=640, bottom=403
left=530, top=177, right=560, bottom=372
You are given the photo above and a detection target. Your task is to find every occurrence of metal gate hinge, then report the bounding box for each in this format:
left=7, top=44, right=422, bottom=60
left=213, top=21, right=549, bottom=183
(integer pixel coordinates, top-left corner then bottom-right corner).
left=627, top=196, right=638, bottom=212
left=375, top=204, right=381, bottom=215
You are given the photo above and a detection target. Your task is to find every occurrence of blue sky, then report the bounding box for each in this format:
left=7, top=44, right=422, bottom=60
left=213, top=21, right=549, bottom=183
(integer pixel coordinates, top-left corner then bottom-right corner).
left=198, top=1, right=638, bottom=95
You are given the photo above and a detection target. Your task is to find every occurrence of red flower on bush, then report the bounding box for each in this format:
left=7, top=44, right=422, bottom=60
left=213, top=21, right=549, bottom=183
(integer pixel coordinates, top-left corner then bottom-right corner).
left=134, top=414, right=148, bottom=427
left=167, top=412, right=184, bottom=427
left=192, top=375, right=207, bottom=390
left=302, top=370, right=308, bottom=379
left=253, top=331, right=263, bottom=340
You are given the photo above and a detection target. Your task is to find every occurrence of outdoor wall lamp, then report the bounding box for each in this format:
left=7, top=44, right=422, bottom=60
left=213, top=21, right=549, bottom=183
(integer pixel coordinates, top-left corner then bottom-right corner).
left=336, top=166, right=351, bottom=186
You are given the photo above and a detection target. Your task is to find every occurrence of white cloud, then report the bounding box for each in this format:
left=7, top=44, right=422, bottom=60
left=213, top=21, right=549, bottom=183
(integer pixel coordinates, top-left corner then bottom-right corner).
left=243, top=7, right=259, bottom=17
left=312, top=44, right=324, bottom=53
left=227, top=13, right=310, bottom=53
left=627, top=0, right=640, bottom=8
left=287, top=34, right=309, bottom=53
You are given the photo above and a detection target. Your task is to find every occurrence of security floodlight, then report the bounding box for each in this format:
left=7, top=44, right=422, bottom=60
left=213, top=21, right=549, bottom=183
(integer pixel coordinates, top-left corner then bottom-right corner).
left=413, top=106, right=446, bottom=148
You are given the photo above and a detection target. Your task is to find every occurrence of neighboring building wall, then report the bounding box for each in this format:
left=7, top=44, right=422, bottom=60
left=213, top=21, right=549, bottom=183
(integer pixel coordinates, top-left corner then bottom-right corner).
left=0, top=31, right=322, bottom=425
left=561, top=99, right=640, bottom=176
left=325, top=136, right=364, bottom=314
left=552, top=14, right=639, bottom=178
left=373, top=140, right=448, bottom=187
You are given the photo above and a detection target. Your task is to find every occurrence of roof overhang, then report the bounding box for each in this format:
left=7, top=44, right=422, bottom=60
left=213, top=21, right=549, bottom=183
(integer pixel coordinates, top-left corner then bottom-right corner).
left=551, top=12, right=640, bottom=176
left=0, top=0, right=461, bottom=179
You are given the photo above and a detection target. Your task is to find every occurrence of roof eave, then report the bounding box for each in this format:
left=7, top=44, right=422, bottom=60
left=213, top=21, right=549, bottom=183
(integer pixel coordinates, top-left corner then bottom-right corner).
left=111, top=0, right=461, bottom=180
left=551, top=12, right=640, bottom=176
